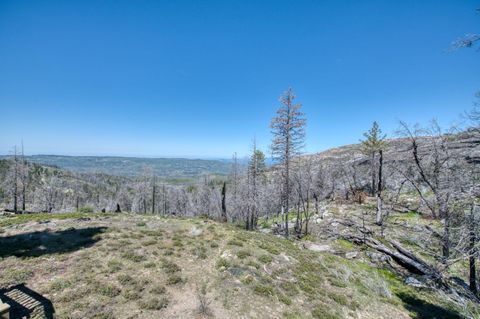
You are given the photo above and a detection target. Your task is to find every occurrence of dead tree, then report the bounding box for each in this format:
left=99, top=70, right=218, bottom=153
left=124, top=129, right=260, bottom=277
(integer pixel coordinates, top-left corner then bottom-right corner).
left=221, top=181, right=227, bottom=222
left=398, top=121, right=459, bottom=265
left=152, top=175, right=156, bottom=214
left=270, top=88, right=306, bottom=237
left=376, top=149, right=384, bottom=225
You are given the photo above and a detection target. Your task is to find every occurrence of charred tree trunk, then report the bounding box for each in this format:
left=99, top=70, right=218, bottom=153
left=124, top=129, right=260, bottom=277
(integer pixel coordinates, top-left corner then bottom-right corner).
left=376, top=150, right=383, bottom=226
left=441, top=205, right=451, bottom=265
left=13, top=149, right=18, bottom=214
left=371, top=151, right=376, bottom=196
left=221, top=182, right=227, bottom=222
left=152, top=176, right=156, bottom=214
left=469, top=202, right=478, bottom=295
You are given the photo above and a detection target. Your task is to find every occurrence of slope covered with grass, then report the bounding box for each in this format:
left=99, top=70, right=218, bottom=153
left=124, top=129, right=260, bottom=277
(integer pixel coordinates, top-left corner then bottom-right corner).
left=0, top=213, right=476, bottom=318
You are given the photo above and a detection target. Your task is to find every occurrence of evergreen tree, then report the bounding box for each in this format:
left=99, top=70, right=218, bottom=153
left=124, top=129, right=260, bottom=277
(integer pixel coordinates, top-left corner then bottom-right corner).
left=270, top=88, right=306, bottom=237
left=360, top=121, right=387, bottom=196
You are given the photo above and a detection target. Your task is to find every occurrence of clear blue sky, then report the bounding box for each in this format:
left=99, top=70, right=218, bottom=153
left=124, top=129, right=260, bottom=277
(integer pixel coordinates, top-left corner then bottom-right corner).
left=0, top=0, right=478, bottom=158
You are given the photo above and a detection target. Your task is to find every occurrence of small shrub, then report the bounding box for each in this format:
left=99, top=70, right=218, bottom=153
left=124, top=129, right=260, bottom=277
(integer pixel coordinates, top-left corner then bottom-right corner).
left=311, top=305, right=341, bottom=319
left=150, top=285, right=166, bottom=294
left=277, top=292, right=292, bottom=305
left=240, top=274, right=254, bottom=285
left=253, top=284, right=274, bottom=296
left=236, top=249, right=251, bottom=259
left=136, top=222, right=146, bottom=227
left=215, top=258, right=230, bottom=269
left=259, top=254, right=273, bottom=263
left=139, top=297, right=169, bottom=310
left=166, top=274, right=184, bottom=285
left=142, top=239, right=157, bottom=246
left=173, top=242, right=184, bottom=248
left=78, top=206, right=94, bottom=213
left=246, top=260, right=260, bottom=269
left=107, top=259, right=123, bottom=273
left=161, top=259, right=181, bottom=273
left=0, top=268, right=33, bottom=287
left=95, top=283, right=121, bottom=297
left=122, top=289, right=141, bottom=301
left=227, top=239, right=244, bottom=247
left=259, top=243, right=280, bottom=255
left=280, top=281, right=298, bottom=296
left=49, top=278, right=72, bottom=292
left=117, top=274, right=135, bottom=286
left=122, top=251, right=145, bottom=262
left=210, top=242, right=219, bottom=248
left=196, top=281, right=212, bottom=317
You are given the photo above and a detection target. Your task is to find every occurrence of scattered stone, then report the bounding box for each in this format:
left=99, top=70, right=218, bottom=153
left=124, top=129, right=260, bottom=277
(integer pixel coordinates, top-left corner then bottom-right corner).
left=405, top=277, right=424, bottom=288
left=221, top=250, right=233, bottom=259
left=279, top=253, right=290, bottom=263
left=189, top=227, right=203, bottom=236
left=303, top=242, right=331, bottom=252
left=345, top=251, right=358, bottom=259
left=366, top=251, right=390, bottom=263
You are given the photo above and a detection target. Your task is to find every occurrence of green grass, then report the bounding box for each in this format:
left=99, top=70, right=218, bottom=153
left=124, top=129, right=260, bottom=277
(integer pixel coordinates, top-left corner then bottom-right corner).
left=0, top=213, right=474, bottom=319
left=0, top=212, right=113, bottom=227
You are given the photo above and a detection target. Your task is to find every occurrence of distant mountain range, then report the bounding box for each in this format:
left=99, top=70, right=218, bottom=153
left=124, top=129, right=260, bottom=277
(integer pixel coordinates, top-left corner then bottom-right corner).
left=1, top=155, right=237, bottom=180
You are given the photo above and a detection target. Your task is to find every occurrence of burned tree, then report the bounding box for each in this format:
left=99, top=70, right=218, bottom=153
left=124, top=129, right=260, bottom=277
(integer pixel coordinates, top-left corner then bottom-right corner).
left=270, top=88, right=306, bottom=237
left=398, top=121, right=459, bottom=264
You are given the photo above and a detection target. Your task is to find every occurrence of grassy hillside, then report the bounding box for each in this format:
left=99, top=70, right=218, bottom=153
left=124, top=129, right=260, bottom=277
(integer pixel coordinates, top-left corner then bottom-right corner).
left=1, top=212, right=476, bottom=319
left=1, top=155, right=233, bottom=179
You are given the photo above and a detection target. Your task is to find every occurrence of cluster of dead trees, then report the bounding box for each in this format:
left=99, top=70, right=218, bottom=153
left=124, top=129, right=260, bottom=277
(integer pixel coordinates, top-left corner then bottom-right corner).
left=2, top=90, right=480, bottom=296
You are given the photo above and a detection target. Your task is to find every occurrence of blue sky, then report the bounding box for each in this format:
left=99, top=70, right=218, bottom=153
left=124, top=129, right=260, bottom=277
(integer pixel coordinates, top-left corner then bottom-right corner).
left=0, top=0, right=478, bottom=158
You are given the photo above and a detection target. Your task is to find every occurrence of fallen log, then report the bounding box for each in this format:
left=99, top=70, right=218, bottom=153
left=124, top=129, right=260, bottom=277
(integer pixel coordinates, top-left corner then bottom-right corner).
left=341, top=233, right=440, bottom=279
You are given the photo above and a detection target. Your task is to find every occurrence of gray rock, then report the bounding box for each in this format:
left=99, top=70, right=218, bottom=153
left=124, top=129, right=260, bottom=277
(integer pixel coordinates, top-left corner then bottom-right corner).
left=366, top=251, right=390, bottom=263
left=405, top=277, right=424, bottom=288
left=189, top=227, right=203, bottom=236
left=303, top=242, right=331, bottom=252
left=345, top=251, right=358, bottom=259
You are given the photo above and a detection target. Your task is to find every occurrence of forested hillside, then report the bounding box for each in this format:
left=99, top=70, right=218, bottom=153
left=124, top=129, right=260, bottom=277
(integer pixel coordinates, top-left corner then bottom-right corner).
left=1, top=96, right=480, bottom=318
left=0, top=155, right=233, bottom=180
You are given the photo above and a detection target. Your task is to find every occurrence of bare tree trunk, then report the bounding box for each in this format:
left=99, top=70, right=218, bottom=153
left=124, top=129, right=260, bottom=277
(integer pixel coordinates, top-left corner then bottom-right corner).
left=285, top=157, right=290, bottom=237
left=371, top=151, right=376, bottom=196
left=441, top=205, right=451, bottom=265
left=469, top=202, right=477, bottom=295
left=163, top=184, right=167, bottom=215
left=21, top=142, right=27, bottom=212
left=221, top=182, right=227, bottom=222
left=376, top=150, right=383, bottom=225
left=152, top=176, right=156, bottom=214
left=13, top=146, right=18, bottom=214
